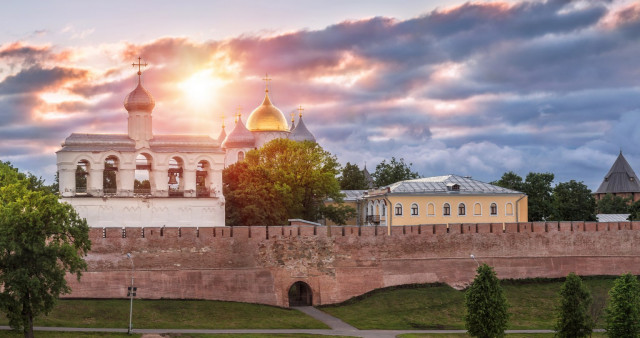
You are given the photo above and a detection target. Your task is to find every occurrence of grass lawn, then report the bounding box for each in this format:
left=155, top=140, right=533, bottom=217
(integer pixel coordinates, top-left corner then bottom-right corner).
left=0, top=334, right=354, bottom=338
left=320, top=276, right=616, bottom=330
left=0, top=299, right=328, bottom=330
left=398, top=334, right=607, bottom=338
left=0, top=333, right=138, bottom=338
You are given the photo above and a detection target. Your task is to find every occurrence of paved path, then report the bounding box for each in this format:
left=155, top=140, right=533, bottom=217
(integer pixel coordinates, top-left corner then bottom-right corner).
left=293, top=306, right=358, bottom=331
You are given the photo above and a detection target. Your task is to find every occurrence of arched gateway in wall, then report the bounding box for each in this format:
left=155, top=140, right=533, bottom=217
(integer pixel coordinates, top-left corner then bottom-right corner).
left=288, top=281, right=313, bottom=306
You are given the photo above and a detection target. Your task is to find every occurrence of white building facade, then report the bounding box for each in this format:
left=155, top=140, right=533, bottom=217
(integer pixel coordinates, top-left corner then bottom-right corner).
left=56, top=65, right=226, bottom=227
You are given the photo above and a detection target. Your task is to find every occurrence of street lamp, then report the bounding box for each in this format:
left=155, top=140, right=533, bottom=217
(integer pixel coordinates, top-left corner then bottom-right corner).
left=470, top=254, right=479, bottom=267
left=126, top=253, right=135, bottom=334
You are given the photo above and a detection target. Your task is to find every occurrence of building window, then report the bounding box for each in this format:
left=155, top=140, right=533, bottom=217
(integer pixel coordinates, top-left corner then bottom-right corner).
left=490, top=203, right=497, bottom=215
left=237, top=151, right=245, bottom=162
left=458, top=203, right=466, bottom=216
left=443, top=203, right=451, bottom=216
left=382, top=205, right=386, bottom=216
left=473, top=203, right=482, bottom=216
left=506, top=202, right=514, bottom=216
left=395, top=203, right=403, bottom=216
left=427, top=203, right=435, bottom=216
left=411, top=203, right=419, bottom=216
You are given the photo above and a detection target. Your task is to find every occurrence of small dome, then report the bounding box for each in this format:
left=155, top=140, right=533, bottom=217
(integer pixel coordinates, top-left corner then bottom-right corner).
left=246, top=91, right=289, bottom=131
left=289, top=116, right=316, bottom=143
left=221, top=116, right=256, bottom=149
left=124, top=81, right=155, bottom=113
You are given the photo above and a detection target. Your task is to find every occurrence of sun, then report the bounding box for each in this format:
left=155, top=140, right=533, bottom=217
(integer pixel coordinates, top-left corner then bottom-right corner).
left=178, top=69, right=227, bottom=109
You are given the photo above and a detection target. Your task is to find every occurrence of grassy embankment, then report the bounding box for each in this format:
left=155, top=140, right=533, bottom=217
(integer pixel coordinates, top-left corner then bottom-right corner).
left=0, top=299, right=327, bottom=330
left=320, top=276, right=615, bottom=330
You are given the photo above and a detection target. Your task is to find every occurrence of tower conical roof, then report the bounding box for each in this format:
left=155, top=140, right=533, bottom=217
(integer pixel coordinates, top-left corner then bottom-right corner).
left=221, top=116, right=255, bottom=149
left=595, top=151, right=640, bottom=194
left=289, top=115, right=316, bottom=142
left=217, top=126, right=227, bottom=144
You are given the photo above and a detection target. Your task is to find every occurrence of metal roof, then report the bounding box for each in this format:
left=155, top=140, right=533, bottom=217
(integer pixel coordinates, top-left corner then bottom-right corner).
left=289, top=116, right=316, bottom=142
left=385, top=174, right=523, bottom=195
left=341, top=190, right=367, bottom=201
left=595, top=152, right=640, bottom=194
left=58, top=133, right=222, bottom=153
left=596, top=214, right=630, bottom=222
left=221, top=117, right=256, bottom=149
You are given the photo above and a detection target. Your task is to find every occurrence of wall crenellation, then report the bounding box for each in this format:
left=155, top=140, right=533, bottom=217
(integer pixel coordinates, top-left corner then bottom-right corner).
left=89, top=221, right=640, bottom=241
left=71, top=221, right=640, bottom=307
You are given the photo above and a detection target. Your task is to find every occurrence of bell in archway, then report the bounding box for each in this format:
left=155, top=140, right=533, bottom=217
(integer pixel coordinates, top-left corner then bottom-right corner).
left=168, top=172, right=178, bottom=185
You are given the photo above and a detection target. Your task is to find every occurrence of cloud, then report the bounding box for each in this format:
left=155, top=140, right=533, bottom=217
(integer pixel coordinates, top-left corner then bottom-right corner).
left=0, top=66, right=88, bottom=95
left=1, top=0, right=638, bottom=191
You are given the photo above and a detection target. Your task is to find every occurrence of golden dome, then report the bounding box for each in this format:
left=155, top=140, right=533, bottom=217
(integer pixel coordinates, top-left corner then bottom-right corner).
left=246, top=91, right=289, bottom=131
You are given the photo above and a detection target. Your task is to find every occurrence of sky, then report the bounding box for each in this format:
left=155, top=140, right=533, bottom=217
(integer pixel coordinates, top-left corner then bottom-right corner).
left=0, top=0, right=639, bottom=190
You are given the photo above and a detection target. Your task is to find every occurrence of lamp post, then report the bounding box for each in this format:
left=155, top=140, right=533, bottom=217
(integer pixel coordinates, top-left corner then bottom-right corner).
left=470, top=254, right=480, bottom=267
left=126, top=253, right=134, bottom=334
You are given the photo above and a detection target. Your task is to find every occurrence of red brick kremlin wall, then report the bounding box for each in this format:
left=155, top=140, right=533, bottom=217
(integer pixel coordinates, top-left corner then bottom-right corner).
left=65, top=222, right=640, bottom=307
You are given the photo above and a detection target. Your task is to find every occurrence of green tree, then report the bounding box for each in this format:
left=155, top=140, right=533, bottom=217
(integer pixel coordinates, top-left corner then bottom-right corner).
left=555, top=273, right=593, bottom=338
left=339, top=162, right=369, bottom=190
left=550, top=180, right=597, bottom=221
left=491, top=171, right=524, bottom=191
left=492, top=172, right=554, bottom=221
left=0, top=161, right=91, bottom=338
left=628, top=200, right=640, bottom=221
left=223, top=139, right=354, bottom=226
left=464, top=263, right=509, bottom=338
left=605, top=273, right=640, bottom=337
left=524, top=172, right=554, bottom=221
left=597, top=194, right=631, bottom=214
left=372, top=157, right=419, bottom=187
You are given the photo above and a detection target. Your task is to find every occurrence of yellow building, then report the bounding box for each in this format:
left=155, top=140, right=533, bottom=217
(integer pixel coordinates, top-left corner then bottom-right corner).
left=360, top=175, right=527, bottom=231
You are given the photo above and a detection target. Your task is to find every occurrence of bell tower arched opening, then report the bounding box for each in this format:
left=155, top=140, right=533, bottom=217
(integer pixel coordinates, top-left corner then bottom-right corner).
left=75, top=160, right=89, bottom=195
left=288, top=281, right=313, bottom=306
left=168, top=157, right=184, bottom=197
left=103, top=156, right=119, bottom=195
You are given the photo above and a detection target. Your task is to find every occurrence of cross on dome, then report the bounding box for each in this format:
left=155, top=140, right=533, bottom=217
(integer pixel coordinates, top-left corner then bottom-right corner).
left=132, top=56, right=148, bottom=81
left=262, top=73, right=272, bottom=92
left=297, top=105, right=304, bottom=117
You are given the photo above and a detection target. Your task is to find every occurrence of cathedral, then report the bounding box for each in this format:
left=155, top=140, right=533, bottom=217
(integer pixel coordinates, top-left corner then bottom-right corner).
left=219, top=76, right=315, bottom=167
left=56, top=59, right=315, bottom=228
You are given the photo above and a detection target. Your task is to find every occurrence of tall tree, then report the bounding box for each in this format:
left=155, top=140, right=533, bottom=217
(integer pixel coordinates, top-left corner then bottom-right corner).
left=491, top=171, right=524, bottom=192
left=597, top=194, right=631, bottom=214
left=224, top=161, right=288, bottom=226
left=223, top=139, right=354, bottom=226
left=555, top=273, right=593, bottom=338
left=372, top=157, right=419, bottom=187
left=628, top=200, right=640, bottom=221
left=0, top=161, right=91, bottom=338
left=339, top=162, right=369, bottom=190
left=605, top=273, right=640, bottom=337
left=524, top=172, right=554, bottom=221
left=464, top=264, right=510, bottom=338
left=550, top=180, right=597, bottom=221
